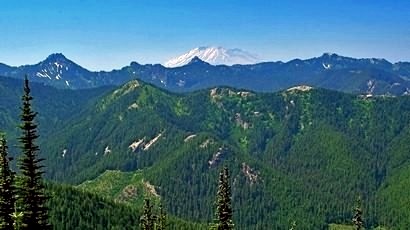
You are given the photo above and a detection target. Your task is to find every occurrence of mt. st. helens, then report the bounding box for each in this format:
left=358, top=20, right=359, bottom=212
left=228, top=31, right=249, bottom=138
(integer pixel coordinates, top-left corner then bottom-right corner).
left=0, top=52, right=409, bottom=95
left=163, top=46, right=261, bottom=67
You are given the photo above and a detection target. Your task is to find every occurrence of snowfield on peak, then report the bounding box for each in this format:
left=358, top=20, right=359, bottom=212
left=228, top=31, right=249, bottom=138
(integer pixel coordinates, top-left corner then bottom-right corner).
left=164, top=46, right=261, bottom=67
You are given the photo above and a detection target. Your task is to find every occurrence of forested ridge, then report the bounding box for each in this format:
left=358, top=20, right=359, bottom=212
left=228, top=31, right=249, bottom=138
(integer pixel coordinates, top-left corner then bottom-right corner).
left=1, top=77, right=410, bottom=229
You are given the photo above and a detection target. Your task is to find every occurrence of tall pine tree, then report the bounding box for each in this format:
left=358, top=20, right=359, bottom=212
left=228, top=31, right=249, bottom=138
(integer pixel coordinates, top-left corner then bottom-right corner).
left=17, top=77, right=50, bottom=229
left=140, top=198, right=155, bottom=230
left=352, top=196, right=363, bottom=230
left=0, top=134, right=16, bottom=230
left=210, top=166, right=234, bottom=230
left=289, top=221, right=297, bottom=230
left=156, top=203, right=167, bottom=230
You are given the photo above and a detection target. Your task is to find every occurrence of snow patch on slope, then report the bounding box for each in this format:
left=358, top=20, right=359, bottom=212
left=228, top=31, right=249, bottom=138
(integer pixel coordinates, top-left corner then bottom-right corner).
left=322, top=63, right=331, bottom=69
left=287, top=85, right=313, bottom=92
left=143, top=133, right=163, bottom=151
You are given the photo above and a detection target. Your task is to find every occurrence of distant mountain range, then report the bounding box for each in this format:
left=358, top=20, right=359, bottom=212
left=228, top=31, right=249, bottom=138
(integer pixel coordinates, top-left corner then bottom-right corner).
left=1, top=51, right=410, bottom=95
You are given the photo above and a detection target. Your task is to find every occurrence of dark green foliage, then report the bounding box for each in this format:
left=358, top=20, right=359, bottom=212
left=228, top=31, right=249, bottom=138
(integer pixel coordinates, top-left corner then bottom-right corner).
left=0, top=134, right=16, bottom=230
left=47, top=182, right=205, bottom=230
left=352, top=197, right=363, bottom=230
left=140, top=199, right=155, bottom=230
left=0, top=76, right=113, bottom=156
left=210, top=166, right=234, bottom=230
left=17, top=77, right=50, bottom=229
left=47, top=183, right=141, bottom=230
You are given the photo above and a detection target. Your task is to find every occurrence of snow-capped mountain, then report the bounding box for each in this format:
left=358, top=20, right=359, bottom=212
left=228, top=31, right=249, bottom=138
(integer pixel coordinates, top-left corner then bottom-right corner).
left=33, top=53, right=83, bottom=87
left=0, top=53, right=95, bottom=89
left=164, top=46, right=261, bottom=67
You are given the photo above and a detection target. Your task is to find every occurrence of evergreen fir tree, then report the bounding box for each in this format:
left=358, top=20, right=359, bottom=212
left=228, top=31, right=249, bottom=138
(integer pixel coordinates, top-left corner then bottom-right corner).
left=156, top=203, right=167, bottom=230
left=17, top=77, right=50, bottom=229
left=210, top=166, right=234, bottom=230
left=352, top=197, right=363, bottom=230
left=0, top=134, right=16, bottom=230
left=140, top=198, right=155, bottom=230
left=289, top=220, right=296, bottom=230
left=10, top=207, right=23, bottom=230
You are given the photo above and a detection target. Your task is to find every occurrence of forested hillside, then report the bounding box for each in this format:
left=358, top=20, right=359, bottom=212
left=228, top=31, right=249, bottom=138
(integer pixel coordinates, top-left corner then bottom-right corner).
left=2, top=77, right=410, bottom=228
left=24, top=80, right=409, bottom=229
left=0, top=76, right=113, bottom=151
left=48, top=183, right=206, bottom=230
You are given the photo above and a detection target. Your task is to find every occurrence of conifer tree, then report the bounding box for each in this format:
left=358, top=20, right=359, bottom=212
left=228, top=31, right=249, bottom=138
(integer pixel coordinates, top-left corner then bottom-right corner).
left=352, top=197, right=363, bottom=230
left=156, top=203, right=167, bottom=230
left=0, top=134, right=16, bottom=230
left=17, top=77, right=50, bottom=229
left=140, top=198, right=155, bottom=230
left=289, top=220, right=296, bottom=230
left=210, top=166, right=234, bottom=230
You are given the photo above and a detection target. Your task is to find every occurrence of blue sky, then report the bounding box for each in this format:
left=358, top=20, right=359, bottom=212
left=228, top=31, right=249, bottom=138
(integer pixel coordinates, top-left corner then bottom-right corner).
left=0, top=0, right=409, bottom=70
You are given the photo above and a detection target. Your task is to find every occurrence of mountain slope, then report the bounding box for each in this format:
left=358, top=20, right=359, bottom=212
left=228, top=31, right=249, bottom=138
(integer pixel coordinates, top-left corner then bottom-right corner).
left=37, top=80, right=410, bottom=229
left=164, top=46, right=261, bottom=67
left=0, top=76, right=113, bottom=153
left=48, top=182, right=206, bottom=230
left=48, top=183, right=141, bottom=230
